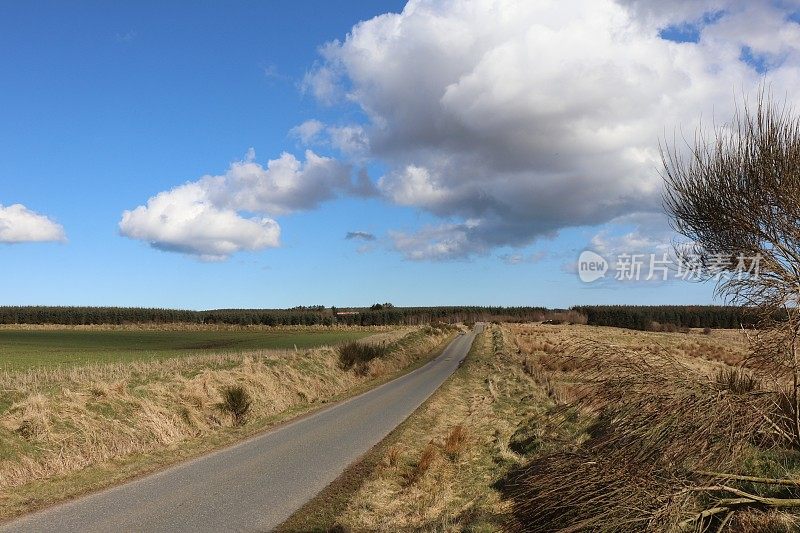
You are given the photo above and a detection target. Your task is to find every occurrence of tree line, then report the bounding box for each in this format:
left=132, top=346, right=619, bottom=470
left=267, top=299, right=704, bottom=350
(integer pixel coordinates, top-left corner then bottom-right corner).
left=572, top=305, right=757, bottom=331
left=0, top=305, right=551, bottom=326
left=0, top=305, right=762, bottom=329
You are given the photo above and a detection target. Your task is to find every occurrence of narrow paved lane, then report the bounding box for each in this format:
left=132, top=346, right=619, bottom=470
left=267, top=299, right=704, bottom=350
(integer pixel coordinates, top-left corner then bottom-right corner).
left=2, top=325, right=482, bottom=533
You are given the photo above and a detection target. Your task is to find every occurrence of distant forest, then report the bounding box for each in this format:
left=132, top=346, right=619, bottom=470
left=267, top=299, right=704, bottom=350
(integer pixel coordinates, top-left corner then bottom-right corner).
left=573, top=305, right=757, bottom=330
left=0, top=306, right=549, bottom=327
left=0, top=305, right=757, bottom=330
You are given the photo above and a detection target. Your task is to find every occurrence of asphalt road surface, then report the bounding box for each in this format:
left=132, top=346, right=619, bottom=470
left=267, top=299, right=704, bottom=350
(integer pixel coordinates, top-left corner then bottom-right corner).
left=2, top=324, right=482, bottom=533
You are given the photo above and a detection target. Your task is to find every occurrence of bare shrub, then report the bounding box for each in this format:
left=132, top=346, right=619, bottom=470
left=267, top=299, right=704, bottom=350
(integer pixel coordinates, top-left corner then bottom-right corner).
left=218, top=385, right=251, bottom=425
left=337, top=341, right=389, bottom=374
left=663, top=89, right=800, bottom=446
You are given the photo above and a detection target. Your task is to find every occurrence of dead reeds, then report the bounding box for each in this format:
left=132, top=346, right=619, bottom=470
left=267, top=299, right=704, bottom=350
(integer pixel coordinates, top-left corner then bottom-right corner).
left=504, top=339, right=800, bottom=532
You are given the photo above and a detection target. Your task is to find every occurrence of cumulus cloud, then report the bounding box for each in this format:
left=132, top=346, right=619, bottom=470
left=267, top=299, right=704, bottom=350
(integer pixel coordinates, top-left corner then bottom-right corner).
left=327, top=125, right=370, bottom=156
left=119, top=183, right=280, bottom=262
left=301, top=62, right=343, bottom=104
left=120, top=149, right=353, bottom=260
left=569, top=211, right=690, bottom=285
left=305, top=0, right=800, bottom=260
left=0, top=204, right=66, bottom=243
left=345, top=231, right=376, bottom=241
left=352, top=168, right=380, bottom=198
left=203, top=149, right=352, bottom=216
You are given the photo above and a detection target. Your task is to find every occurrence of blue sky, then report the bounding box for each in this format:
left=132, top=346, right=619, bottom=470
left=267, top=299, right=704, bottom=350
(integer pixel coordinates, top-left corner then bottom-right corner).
left=3, top=0, right=792, bottom=310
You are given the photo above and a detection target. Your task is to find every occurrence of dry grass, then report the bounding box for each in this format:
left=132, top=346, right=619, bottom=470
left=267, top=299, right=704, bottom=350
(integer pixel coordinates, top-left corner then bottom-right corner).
left=404, top=442, right=439, bottom=486
left=443, top=425, right=468, bottom=460
left=334, top=324, right=555, bottom=532
left=333, top=322, right=800, bottom=531
left=727, top=509, right=800, bottom=532
left=0, top=326, right=448, bottom=517
left=502, top=323, right=800, bottom=532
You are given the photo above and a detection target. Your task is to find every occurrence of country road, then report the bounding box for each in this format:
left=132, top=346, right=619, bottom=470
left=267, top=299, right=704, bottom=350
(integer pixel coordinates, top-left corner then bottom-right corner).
left=1, top=324, right=482, bottom=533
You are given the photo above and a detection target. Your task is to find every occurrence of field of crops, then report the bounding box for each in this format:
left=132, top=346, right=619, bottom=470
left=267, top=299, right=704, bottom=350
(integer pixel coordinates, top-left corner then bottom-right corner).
left=0, top=328, right=374, bottom=369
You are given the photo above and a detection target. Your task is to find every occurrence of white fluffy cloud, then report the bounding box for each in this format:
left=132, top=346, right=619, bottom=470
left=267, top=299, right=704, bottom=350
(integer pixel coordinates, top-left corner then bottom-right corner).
left=120, top=150, right=352, bottom=260
left=119, top=182, right=280, bottom=262
left=305, top=0, right=800, bottom=259
left=0, top=204, right=66, bottom=243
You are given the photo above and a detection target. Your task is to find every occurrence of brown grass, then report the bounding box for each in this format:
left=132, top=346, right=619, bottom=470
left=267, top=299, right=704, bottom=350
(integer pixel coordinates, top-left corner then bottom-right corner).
left=0, top=326, right=450, bottom=517
left=443, top=425, right=468, bottom=459
left=502, top=323, right=800, bottom=532
left=334, top=324, right=550, bottom=531
left=384, top=446, right=402, bottom=468
left=404, top=442, right=438, bottom=486
left=326, top=323, right=779, bottom=531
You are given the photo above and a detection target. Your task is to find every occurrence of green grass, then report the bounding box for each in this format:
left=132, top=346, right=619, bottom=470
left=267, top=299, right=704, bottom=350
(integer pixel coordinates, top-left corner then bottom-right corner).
left=0, top=329, right=373, bottom=370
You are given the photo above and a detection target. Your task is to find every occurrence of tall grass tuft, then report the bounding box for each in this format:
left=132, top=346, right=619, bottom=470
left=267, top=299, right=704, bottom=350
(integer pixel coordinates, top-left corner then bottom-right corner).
left=443, top=424, right=468, bottom=460
left=715, top=367, right=760, bottom=394
left=404, top=442, right=437, bottom=485
left=219, top=385, right=251, bottom=425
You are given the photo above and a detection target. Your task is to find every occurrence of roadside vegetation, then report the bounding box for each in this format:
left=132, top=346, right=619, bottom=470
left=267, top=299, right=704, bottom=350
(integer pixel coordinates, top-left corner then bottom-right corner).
left=0, top=325, right=454, bottom=519
left=337, top=342, right=390, bottom=374
left=328, top=323, right=799, bottom=532
left=329, top=323, right=543, bottom=531
left=322, top=323, right=557, bottom=530
left=502, top=323, right=800, bottom=531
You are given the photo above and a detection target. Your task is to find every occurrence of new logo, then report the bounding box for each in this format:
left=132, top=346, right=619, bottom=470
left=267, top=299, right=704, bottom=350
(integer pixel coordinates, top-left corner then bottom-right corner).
left=577, top=250, right=608, bottom=283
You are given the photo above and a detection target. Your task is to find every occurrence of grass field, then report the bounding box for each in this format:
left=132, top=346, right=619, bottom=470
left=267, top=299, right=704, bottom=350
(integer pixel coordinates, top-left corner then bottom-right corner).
left=0, top=329, right=374, bottom=369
